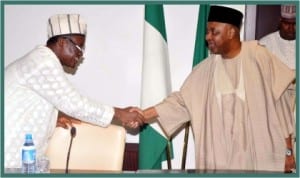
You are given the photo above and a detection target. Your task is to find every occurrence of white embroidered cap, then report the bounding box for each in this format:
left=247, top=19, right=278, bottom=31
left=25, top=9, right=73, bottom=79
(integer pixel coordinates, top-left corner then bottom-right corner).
left=281, top=5, right=296, bottom=19
left=47, top=14, right=87, bottom=39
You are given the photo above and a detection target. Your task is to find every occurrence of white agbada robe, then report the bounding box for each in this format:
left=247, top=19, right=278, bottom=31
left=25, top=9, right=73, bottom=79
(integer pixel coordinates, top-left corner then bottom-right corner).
left=5, top=46, right=114, bottom=168
left=259, top=31, right=295, bottom=70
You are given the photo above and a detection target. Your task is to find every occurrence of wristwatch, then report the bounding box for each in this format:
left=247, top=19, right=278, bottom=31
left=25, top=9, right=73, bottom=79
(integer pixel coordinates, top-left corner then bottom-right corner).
left=286, top=148, right=293, bottom=156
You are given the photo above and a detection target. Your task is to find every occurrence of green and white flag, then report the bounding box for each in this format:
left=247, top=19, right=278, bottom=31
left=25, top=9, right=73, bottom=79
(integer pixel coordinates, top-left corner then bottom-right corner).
left=139, top=4, right=172, bottom=169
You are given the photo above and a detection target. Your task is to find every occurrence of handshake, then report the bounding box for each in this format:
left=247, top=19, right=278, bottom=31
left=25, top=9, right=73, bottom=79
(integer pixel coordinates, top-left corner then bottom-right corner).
left=56, top=106, right=151, bottom=129
left=113, top=107, right=145, bottom=128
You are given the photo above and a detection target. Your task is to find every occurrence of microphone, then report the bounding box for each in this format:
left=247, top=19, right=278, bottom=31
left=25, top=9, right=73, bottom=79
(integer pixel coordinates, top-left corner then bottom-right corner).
left=65, top=127, right=76, bottom=173
left=71, top=127, right=76, bottom=137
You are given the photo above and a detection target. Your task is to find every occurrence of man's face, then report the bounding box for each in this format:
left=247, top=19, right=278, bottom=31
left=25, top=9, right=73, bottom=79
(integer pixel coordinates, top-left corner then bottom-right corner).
left=279, top=17, right=296, bottom=40
left=205, top=22, right=232, bottom=55
left=59, top=35, right=85, bottom=68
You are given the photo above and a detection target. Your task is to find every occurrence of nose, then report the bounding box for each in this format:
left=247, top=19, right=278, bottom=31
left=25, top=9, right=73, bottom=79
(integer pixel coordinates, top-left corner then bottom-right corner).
left=76, top=50, right=84, bottom=58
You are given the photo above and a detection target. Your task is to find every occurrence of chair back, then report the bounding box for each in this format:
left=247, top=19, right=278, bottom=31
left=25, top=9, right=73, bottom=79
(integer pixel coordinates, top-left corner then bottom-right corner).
left=46, top=122, right=126, bottom=171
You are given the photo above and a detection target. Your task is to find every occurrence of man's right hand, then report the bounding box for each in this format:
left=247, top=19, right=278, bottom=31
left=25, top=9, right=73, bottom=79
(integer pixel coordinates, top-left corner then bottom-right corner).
left=113, top=107, right=144, bottom=128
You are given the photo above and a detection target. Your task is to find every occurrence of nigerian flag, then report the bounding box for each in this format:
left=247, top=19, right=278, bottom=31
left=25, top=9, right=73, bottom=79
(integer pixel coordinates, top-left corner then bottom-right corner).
left=139, top=4, right=172, bottom=169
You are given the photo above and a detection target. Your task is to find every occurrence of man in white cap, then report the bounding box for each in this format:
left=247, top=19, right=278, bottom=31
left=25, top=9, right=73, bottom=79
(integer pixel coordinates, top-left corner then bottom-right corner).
left=259, top=4, right=296, bottom=168
left=259, top=4, right=296, bottom=78
left=4, top=14, right=144, bottom=168
left=135, top=5, right=295, bottom=172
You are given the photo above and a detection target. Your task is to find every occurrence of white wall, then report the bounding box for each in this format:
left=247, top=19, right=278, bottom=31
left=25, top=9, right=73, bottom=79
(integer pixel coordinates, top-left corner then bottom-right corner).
left=4, top=4, right=245, bottom=169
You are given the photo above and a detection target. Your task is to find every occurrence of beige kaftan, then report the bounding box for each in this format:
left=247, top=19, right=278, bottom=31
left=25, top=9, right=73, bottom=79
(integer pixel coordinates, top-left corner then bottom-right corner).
left=155, top=41, right=295, bottom=172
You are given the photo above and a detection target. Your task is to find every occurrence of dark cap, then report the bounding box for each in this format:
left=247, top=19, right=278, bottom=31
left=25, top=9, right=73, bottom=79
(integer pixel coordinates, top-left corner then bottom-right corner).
left=208, top=6, right=243, bottom=29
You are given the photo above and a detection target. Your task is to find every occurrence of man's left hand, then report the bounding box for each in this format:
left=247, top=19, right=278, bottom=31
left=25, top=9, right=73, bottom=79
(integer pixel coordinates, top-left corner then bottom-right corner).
left=56, top=111, right=81, bottom=129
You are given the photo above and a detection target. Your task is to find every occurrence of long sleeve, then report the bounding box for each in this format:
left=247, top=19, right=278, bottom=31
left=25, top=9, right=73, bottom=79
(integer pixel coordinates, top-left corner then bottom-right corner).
left=155, top=91, right=190, bottom=136
left=15, top=46, right=114, bottom=127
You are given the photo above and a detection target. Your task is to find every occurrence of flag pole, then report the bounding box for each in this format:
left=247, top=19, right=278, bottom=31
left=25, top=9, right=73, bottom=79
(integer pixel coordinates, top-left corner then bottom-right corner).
left=166, top=138, right=172, bottom=169
left=181, top=121, right=190, bottom=169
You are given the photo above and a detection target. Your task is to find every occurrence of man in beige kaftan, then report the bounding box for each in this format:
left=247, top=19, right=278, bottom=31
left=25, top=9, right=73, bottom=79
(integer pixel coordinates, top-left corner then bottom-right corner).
left=154, top=41, right=294, bottom=172
left=140, top=6, right=295, bottom=172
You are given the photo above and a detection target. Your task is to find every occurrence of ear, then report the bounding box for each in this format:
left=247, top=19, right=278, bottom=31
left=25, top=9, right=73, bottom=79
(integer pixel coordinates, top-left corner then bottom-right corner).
left=57, top=37, right=66, bottom=47
left=56, top=37, right=69, bottom=54
left=53, top=38, right=66, bottom=59
left=228, top=27, right=235, bottom=39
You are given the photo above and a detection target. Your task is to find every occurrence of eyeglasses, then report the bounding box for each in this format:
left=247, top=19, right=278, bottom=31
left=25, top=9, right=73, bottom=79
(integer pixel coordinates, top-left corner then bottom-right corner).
left=64, top=37, right=85, bottom=54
